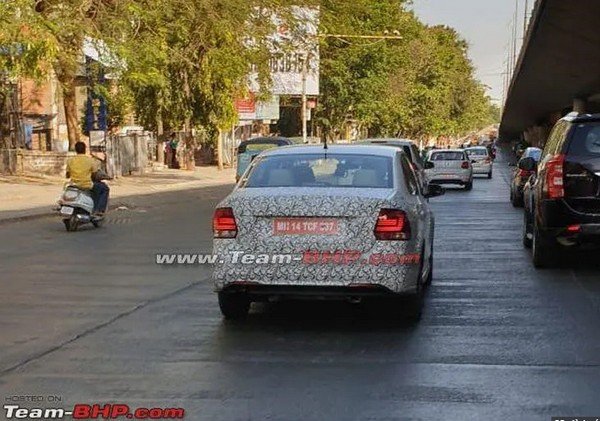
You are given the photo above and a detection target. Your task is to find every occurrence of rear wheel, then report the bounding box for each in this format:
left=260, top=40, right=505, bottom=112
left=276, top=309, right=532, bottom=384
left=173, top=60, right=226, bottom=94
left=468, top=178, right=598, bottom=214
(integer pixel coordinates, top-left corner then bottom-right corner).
left=424, top=244, right=433, bottom=287
left=532, top=221, right=557, bottom=268
left=511, top=188, right=524, bottom=207
left=465, top=181, right=473, bottom=191
left=522, top=211, right=533, bottom=249
left=218, top=292, right=250, bottom=320
left=487, top=171, right=493, bottom=179
left=64, top=215, right=78, bottom=232
left=401, top=289, right=424, bottom=321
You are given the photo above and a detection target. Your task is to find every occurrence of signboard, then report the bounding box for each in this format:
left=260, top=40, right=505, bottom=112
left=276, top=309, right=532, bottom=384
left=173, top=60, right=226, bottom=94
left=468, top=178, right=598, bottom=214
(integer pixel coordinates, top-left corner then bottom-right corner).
left=256, top=96, right=280, bottom=121
left=235, top=94, right=257, bottom=120
left=236, top=95, right=280, bottom=121
left=249, top=7, right=320, bottom=96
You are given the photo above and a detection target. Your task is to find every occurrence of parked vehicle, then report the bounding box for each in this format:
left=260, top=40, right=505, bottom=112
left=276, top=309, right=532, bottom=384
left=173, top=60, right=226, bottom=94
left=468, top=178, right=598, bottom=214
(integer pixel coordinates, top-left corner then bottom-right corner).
left=57, top=186, right=106, bottom=232
left=360, top=138, right=427, bottom=188
left=236, top=137, right=294, bottom=182
left=465, top=146, right=493, bottom=179
left=510, top=147, right=542, bottom=207
left=424, top=149, right=474, bottom=190
left=213, top=144, right=445, bottom=320
left=522, top=113, right=600, bottom=267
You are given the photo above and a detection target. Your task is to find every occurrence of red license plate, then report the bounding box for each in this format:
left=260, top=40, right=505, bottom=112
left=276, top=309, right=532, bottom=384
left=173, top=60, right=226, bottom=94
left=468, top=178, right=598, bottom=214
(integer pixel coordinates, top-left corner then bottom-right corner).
left=273, top=218, right=339, bottom=235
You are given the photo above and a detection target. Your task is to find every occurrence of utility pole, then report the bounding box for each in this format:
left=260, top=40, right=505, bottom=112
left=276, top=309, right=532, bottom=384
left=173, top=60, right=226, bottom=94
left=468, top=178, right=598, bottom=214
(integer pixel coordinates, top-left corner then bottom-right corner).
left=301, top=52, right=309, bottom=144
left=300, top=33, right=403, bottom=145
left=523, top=0, right=529, bottom=36
left=512, top=0, right=519, bottom=79
left=217, top=128, right=224, bottom=170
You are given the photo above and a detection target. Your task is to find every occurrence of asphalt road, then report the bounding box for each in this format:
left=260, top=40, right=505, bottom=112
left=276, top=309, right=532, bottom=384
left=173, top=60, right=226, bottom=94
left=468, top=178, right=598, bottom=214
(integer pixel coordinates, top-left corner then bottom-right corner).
left=0, top=154, right=599, bottom=421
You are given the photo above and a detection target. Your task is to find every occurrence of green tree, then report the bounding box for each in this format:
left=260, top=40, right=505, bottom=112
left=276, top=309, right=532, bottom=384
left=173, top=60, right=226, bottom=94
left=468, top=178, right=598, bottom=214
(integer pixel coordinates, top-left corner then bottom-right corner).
left=1, top=0, right=135, bottom=149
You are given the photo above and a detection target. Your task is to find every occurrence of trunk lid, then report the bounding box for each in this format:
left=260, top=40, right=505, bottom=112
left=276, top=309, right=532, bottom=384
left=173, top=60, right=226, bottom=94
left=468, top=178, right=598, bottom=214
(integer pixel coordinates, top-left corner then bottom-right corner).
left=564, top=156, right=600, bottom=214
left=226, top=188, right=397, bottom=251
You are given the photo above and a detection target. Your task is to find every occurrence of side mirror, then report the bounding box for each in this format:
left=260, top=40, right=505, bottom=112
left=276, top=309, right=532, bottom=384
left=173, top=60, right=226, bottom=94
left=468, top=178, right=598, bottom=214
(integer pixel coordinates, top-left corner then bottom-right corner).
left=518, top=157, right=536, bottom=172
left=424, top=184, right=445, bottom=198
left=424, top=161, right=434, bottom=169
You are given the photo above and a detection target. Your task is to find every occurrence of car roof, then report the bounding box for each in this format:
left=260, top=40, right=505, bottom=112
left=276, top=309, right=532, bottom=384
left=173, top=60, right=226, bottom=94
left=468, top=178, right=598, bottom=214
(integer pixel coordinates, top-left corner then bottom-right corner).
left=239, top=137, right=292, bottom=147
left=261, top=144, right=402, bottom=158
left=562, top=112, right=600, bottom=124
left=360, top=138, right=416, bottom=146
left=429, top=149, right=465, bottom=154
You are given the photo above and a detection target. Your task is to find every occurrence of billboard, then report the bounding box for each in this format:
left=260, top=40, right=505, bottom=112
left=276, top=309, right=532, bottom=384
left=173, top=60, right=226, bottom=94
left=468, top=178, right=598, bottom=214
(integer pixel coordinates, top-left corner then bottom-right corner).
left=249, top=7, right=319, bottom=96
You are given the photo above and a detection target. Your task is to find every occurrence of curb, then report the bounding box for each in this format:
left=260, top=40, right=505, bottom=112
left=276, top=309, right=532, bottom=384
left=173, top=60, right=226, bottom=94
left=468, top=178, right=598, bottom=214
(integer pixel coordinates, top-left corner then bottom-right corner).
left=0, top=180, right=235, bottom=226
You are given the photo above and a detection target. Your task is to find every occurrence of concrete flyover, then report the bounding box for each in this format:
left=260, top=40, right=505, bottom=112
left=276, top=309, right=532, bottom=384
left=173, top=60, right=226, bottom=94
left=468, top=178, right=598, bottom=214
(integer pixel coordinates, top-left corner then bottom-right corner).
left=500, top=0, right=600, bottom=146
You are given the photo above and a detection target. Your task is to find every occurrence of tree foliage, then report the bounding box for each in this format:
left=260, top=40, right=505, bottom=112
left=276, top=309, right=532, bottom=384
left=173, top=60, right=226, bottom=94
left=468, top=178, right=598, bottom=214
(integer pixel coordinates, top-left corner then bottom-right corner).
left=1, top=0, right=498, bottom=149
left=318, top=1, right=499, bottom=141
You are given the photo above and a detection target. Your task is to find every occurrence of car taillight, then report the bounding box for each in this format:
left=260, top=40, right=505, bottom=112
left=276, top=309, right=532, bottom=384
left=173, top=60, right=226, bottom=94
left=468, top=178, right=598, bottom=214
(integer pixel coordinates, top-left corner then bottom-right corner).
left=213, top=207, right=238, bottom=238
left=545, top=154, right=565, bottom=199
left=518, top=169, right=532, bottom=178
left=374, top=209, right=411, bottom=241
left=461, top=161, right=470, bottom=169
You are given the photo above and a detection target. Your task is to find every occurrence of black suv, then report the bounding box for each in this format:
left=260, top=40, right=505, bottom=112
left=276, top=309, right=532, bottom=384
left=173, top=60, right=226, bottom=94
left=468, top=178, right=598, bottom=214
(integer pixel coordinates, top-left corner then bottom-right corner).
left=521, top=113, right=600, bottom=268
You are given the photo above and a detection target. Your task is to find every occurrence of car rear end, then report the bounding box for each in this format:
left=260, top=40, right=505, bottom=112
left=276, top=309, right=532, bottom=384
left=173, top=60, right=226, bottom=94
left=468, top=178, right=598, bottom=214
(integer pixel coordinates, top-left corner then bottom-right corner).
left=540, top=120, right=600, bottom=246
left=213, top=148, right=424, bottom=302
left=466, top=147, right=493, bottom=176
left=425, top=150, right=473, bottom=186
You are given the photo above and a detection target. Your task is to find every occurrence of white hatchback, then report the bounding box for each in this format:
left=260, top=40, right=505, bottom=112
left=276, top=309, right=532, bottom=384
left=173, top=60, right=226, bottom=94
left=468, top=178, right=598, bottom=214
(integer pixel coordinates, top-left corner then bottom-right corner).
left=465, top=146, right=493, bottom=179
left=424, top=149, right=474, bottom=190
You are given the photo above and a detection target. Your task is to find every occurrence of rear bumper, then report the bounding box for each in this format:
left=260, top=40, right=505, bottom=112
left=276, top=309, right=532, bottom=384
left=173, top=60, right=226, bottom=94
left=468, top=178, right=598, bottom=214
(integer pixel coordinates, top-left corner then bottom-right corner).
left=426, top=171, right=472, bottom=185
left=429, top=177, right=471, bottom=185
left=539, top=199, right=600, bottom=244
left=472, top=163, right=492, bottom=174
left=219, top=284, right=415, bottom=300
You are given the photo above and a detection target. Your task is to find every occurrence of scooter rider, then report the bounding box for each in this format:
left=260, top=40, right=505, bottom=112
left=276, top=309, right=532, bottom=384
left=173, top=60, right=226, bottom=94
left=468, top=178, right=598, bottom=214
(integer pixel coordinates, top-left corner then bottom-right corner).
left=66, top=141, right=110, bottom=216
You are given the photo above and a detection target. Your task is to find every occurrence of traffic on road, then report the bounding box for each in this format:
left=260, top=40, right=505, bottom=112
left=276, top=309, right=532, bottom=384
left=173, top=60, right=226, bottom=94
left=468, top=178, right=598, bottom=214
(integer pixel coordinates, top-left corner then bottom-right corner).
left=1, top=138, right=599, bottom=420
left=2, top=0, right=600, bottom=420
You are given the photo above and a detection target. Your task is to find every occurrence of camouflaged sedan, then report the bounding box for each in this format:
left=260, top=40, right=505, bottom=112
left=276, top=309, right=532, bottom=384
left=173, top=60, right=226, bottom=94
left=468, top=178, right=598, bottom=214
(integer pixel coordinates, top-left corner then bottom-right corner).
left=212, top=144, right=444, bottom=320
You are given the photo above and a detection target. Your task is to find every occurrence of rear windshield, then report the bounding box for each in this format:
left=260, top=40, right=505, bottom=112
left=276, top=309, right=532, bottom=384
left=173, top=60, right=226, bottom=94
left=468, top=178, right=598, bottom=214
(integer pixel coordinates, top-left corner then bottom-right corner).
left=569, top=123, right=600, bottom=156
left=430, top=151, right=465, bottom=161
left=466, top=148, right=488, bottom=157
left=238, top=143, right=279, bottom=154
left=241, top=154, right=394, bottom=188
left=525, top=148, right=542, bottom=161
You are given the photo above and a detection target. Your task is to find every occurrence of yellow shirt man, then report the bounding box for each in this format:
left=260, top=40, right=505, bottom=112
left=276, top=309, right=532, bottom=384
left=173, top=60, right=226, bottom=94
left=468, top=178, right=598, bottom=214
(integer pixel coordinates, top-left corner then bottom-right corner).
left=66, top=154, right=99, bottom=190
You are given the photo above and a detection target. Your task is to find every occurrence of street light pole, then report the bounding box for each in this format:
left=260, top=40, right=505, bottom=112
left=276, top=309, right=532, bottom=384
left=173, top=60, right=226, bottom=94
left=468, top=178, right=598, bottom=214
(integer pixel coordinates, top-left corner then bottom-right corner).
left=301, top=33, right=402, bottom=145
left=301, top=52, right=308, bottom=144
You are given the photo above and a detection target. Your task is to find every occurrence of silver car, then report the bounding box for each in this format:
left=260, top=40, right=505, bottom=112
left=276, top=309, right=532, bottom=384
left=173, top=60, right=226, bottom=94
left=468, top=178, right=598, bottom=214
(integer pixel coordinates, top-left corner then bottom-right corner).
left=424, top=149, right=474, bottom=190
left=213, top=145, right=444, bottom=320
left=465, top=146, right=493, bottom=179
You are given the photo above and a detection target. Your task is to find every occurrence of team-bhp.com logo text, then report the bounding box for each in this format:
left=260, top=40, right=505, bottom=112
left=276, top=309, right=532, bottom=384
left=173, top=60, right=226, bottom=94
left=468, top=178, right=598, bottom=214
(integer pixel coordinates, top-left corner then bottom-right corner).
left=156, top=250, right=420, bottom=266
left=3, top=404, right=185, bottom=419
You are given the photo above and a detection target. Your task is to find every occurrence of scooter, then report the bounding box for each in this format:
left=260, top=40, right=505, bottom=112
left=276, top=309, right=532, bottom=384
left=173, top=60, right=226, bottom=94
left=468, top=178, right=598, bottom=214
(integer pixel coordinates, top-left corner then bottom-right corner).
left=57, top=185, right=106, bottom=232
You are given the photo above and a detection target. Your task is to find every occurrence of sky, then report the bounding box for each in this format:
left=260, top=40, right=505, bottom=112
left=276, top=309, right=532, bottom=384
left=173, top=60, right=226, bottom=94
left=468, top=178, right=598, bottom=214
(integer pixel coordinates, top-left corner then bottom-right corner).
left=411, top=0, right=535, bottom=104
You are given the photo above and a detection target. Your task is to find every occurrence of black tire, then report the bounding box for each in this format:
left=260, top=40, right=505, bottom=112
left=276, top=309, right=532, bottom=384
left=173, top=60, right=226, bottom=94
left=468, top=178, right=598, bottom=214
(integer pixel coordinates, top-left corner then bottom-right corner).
left=401, top=289, right=424, bottom=321
left=218, top=292, right=250, bottom=320
left=424, top=244, right=433, bottom=287
left=92, top=219, right=104, bottom=228
left=487, top=171, right=493, bottom=179
left=465, top=181, right=473, bottom=191
left=64, top=215, right=78, bottom=232
left=510, top=187, right=523, bottom=207
left=532, top=221, right=557, bottom=268
left=522, top=211, right=533, bottom=249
